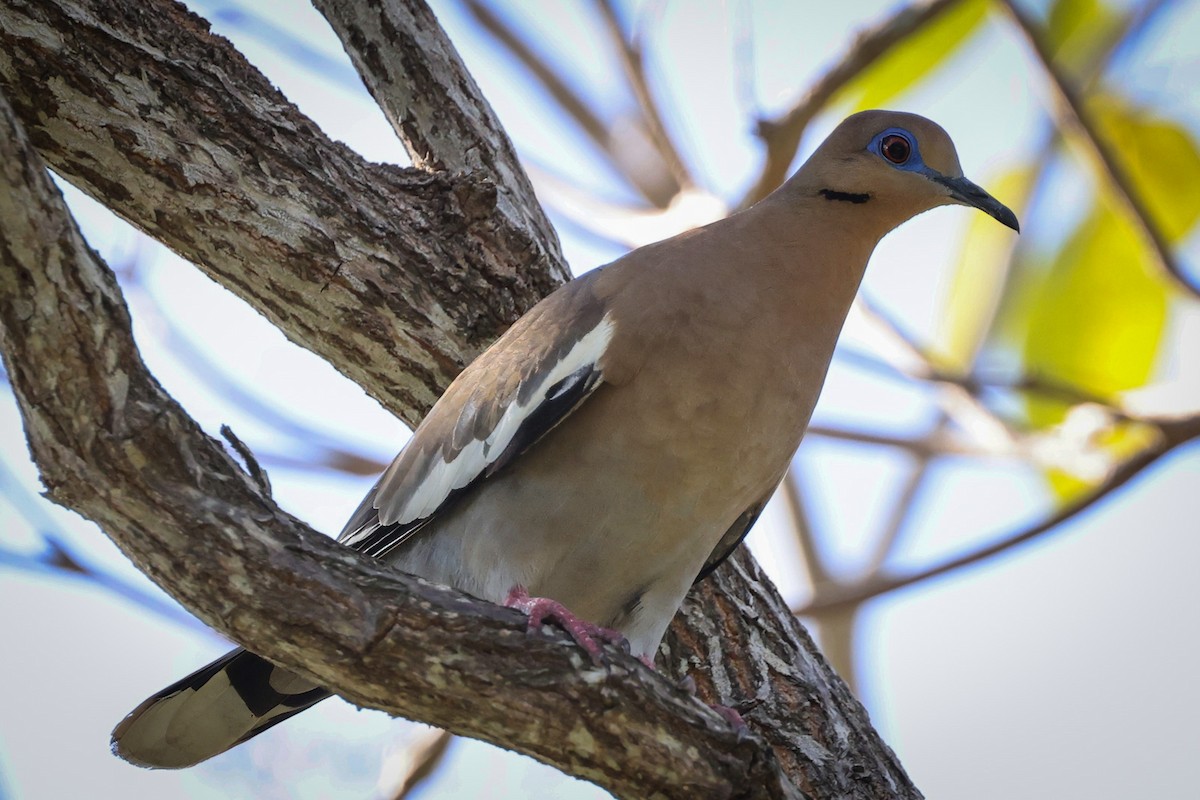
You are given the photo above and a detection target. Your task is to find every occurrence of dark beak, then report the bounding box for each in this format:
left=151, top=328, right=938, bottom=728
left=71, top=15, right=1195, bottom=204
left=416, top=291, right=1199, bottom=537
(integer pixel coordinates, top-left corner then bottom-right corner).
left=933, top=174, right=1020, bottom=232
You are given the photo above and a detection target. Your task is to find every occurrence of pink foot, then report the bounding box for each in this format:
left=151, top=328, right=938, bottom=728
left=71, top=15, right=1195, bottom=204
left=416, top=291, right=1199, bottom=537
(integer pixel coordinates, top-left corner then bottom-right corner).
left=504, top=585, right=628, bottom=664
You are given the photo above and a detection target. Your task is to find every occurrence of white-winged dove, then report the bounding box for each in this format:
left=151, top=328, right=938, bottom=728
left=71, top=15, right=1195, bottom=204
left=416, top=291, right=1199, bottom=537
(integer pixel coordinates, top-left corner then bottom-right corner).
left=112, top=110, right=1018, bottom=768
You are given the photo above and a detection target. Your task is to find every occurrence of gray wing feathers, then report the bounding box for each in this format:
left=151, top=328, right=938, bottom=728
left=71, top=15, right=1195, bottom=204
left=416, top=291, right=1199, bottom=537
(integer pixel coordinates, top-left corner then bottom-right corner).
left=338, top=277, right=612, bottom=558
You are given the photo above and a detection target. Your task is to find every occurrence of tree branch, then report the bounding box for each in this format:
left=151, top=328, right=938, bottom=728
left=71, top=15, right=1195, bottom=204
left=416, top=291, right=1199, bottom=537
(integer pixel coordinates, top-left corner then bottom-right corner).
left=460, top=0, right=611, bottom=155
left=0, top=6, right=925, bottom=796
left=998, top=0, right=1200, bottom=300
left=665, top=551, right=918, bottom=799
left=594, top=0, right=694, bottom=193
left=384, top=728, right=454, bottom=800
left=461, top=0, right=681, bottom=207
left=799, top=413, right=1200, bottom=614
left=0, top=0, right=566, bottom=426
left=0, top=0, right=936, bottom=796
left=310, top=0, right=565, bottom=267
left=742, top=0, right=968, bottom=207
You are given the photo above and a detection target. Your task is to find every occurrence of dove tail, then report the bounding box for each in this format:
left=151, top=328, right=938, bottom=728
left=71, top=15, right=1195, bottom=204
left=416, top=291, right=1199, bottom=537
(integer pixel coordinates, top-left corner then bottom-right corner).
left=111, top=648, right=330, bottom=768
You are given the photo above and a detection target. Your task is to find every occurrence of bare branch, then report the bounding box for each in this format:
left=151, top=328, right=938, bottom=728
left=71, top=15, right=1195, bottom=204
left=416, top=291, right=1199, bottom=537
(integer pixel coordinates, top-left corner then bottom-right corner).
left=998, top=0, right=1200, bottom=300
left=220, top=425, right=273, bottom=498
left=460, top=0, right=680, bottom=206
left=310, top=0, right=564, bottom=265
left=743, top=0, right=968, bottom=206
left=594, top=0, right=694, bottom=192
left=799, top=413, right=1200, bottom=614
left=860, top=417, right=946, bottom=576
left=807, top=421, right=986, bottom=457
left=0, top=0, right=567, bottom=427
left=461, top=0, right=611, bottom=149
left=854, top=296, right=1022, bottom=451
left=665, top=550, right=918, bottom=799
left=383, top=728, right=454, bottom=800
left=0, top=453, right=206, bottom=632
left=779, top=469, right=832, bottom=589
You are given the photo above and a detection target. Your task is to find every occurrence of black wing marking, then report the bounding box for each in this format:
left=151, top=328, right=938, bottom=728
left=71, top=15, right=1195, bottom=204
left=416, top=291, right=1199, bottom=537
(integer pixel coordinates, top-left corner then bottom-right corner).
left=694, top=495, right=771, bottom=584
left=341, top=363, right=604, bottom=560
left=336, top=273, right=612, bottom=560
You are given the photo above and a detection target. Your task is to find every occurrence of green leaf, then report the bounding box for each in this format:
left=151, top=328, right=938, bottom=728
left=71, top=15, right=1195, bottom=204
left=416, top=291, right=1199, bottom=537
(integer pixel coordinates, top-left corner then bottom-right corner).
left=1022, top=204, right=1170, bottom=426
left=1089, top=95, right=1200, bottom=243
left=935, top=166, right=1036, bottom=371
left=835, top=0, right=988, bottom=112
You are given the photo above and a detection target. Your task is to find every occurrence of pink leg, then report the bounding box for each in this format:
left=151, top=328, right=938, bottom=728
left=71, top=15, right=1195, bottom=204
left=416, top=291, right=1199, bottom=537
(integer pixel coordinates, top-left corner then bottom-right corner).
left=504, top=586, right=747, bottom=731
left=504, top=585, right=629, bottom=664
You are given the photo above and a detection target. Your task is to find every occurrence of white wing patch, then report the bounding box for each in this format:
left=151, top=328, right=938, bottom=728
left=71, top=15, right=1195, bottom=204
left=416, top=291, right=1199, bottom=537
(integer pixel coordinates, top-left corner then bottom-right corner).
left=383, top=314, right=615, bottom=528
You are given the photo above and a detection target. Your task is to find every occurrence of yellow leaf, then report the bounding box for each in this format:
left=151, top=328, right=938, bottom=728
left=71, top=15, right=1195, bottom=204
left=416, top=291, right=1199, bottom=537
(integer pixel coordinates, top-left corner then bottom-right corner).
left=1023, top=204, right=1170, bottom=426
left=1045, top=0, right=1119, bottom=71
left=1090, top=95, right=1200, bottom=243
left=835, top=0, right=988, bottom=112
left=935, top=166, right=1036, bottom=371
left=1045, top=467, right=1092, bottom=502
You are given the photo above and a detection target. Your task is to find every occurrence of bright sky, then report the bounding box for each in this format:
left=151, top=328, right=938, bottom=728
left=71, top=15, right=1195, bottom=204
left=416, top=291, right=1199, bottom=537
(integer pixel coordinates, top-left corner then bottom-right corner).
left=1, top=1, right=1198, bottom=799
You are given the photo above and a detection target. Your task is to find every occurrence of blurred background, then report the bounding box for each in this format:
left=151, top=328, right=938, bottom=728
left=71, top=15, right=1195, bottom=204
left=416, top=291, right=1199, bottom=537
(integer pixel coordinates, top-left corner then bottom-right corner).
left=2, top=0, right=1198, bottom=797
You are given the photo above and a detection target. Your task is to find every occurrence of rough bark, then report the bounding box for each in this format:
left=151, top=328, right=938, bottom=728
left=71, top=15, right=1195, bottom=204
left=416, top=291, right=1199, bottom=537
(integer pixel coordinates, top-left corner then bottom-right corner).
left=0, top=0, right=567, bottom=425
left=309, top=0, right=563, bottom=259
left=0, top=0, right=923, bottom=798
left=665, top=554, right=914, bottom=800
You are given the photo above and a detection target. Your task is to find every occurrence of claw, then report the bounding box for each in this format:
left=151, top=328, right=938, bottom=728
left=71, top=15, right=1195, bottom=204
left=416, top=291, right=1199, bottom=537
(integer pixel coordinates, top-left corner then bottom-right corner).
left=674, top=670, right=752, bottom=735
left=709, top=703, right=750, bottom=734
left=504, top=585, right=628, bottom=664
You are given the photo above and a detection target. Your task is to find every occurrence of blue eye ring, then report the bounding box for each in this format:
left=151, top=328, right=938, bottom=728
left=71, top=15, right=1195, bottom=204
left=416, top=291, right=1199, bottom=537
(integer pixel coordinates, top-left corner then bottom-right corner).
left=869, top=128, right=925, bottom=171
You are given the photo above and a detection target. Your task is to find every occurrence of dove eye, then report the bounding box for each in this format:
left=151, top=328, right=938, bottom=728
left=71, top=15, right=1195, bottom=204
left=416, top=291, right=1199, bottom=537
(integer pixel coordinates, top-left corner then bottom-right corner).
left=879, top=133, right=912, bottom=165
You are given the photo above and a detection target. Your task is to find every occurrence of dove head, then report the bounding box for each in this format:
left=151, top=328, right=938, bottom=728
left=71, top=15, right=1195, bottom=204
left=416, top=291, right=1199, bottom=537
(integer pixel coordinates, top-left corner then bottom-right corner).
left=789, top=109, right=1019, bottom=235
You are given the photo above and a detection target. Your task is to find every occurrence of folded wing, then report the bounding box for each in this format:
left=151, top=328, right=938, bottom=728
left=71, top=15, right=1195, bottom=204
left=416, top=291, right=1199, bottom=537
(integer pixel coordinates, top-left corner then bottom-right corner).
left=339, top=276, right=614, bottom=560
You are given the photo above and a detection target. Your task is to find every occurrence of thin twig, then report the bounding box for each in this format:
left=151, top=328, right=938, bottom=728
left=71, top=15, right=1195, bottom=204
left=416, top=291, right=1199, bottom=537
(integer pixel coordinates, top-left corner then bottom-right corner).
left=799, top=412, right=1200, bottom=614
left=594, top=0, right=694, bottom=192
left=0, top=456, right=209, bottom=631
left=835, top=346, right=1138, bottom=425
left=730, top=0, right=759, bottom=123
left=221, top=424, right=273, bottom=498
left=806, top=422, right=984, bottom=457
left=384, top=728, right=454, bottom=800
left=998, top=0, right=1200, bottom=300
left=742, top=0, right=968, bottom=207
left=251, top=447, right=386, bottom=478
left=462, top=0, right=680, bottom=207
left=461, top=0, right=610, bottom=149
left=854, top=295, right=1021, bottom=451
left=860, top=414, right=949, bottom=576
left=778, top=469, right=832, bottom=589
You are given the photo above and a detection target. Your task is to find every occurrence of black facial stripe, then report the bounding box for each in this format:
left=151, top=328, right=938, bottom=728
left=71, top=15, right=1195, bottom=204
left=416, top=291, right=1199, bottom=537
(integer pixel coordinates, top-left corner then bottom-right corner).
left=820, top=189, right=871, bottom=204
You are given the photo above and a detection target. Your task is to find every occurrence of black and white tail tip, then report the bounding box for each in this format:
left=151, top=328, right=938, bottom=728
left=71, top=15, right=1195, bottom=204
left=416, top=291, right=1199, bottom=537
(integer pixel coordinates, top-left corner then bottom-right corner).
left=111, top=648, right=329, bottom=769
